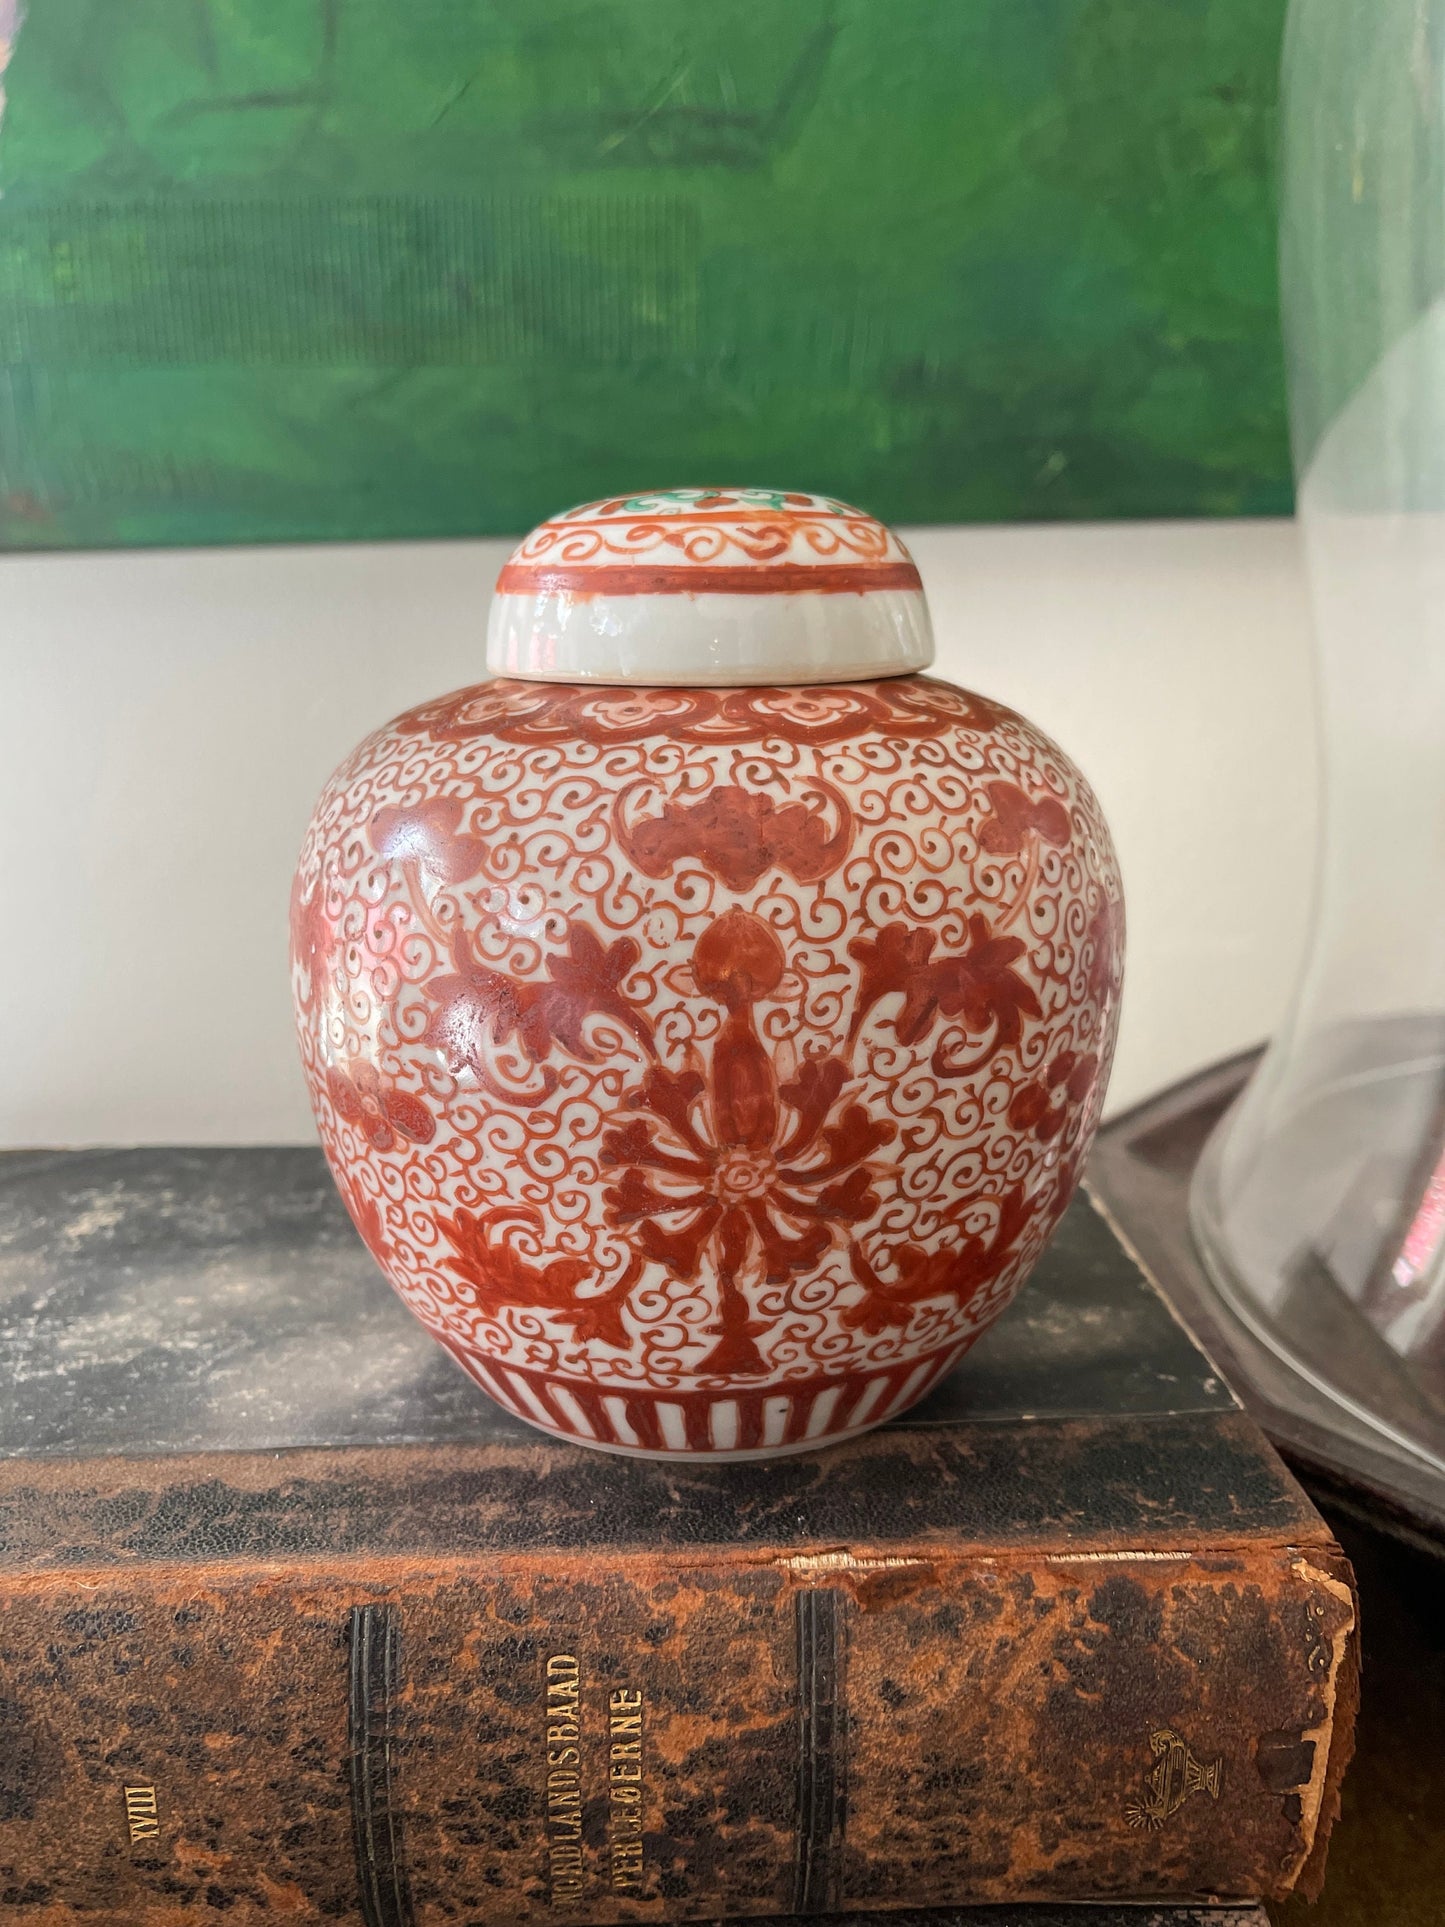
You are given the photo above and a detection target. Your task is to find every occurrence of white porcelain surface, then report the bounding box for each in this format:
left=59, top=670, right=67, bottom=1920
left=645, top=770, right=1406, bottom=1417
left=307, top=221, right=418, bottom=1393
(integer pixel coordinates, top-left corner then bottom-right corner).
left=485, top=488, right=933, bottom=685
left=292, top=487, right=1122, bottom=1458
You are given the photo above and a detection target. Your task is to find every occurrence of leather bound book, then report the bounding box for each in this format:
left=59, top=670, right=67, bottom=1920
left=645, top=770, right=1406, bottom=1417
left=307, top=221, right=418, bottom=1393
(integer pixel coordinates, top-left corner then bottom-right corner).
left=0, top=1149, right=1356, bottom=1924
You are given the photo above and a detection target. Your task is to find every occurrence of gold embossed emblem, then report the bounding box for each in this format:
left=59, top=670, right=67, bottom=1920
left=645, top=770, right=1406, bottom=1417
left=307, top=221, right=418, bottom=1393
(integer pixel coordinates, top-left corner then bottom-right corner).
left=123, top=1783, right=160, bottom=1843
left=1125, top=1727, right=1222, bottom=1830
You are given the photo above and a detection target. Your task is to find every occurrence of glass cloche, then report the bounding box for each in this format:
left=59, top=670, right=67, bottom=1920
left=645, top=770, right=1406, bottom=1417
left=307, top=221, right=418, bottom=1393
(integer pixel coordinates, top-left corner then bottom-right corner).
left=1192, top=0, right=1445, bottom=1486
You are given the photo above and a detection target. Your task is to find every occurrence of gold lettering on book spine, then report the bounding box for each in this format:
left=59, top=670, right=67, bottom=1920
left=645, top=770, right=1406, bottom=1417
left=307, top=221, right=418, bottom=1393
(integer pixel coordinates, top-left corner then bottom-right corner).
left=607, top=1687, right=647, bottom=1892
left=1125, top=1726, right=1223, bottom=1830
left=544, top=1654, right=585, bottom=1904
left=123, top=1783, right=160, bottom=1843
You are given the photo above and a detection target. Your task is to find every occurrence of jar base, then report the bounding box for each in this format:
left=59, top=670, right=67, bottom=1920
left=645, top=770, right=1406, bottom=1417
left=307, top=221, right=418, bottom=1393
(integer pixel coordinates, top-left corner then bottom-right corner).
left=494, top=1416, right=894, bottom=1463
left=434, top=1331, right=975, bottom=1460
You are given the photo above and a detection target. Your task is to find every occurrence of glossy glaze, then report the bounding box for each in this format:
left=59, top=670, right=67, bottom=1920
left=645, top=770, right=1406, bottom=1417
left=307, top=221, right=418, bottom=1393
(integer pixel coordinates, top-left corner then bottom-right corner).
left=292, top=496, right=1123, bottom=1456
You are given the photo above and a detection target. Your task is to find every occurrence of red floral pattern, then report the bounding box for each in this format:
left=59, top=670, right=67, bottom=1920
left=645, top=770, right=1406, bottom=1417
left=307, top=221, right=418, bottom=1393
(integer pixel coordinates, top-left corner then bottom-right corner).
left=397, top=674, right=1002, bottom=749
left=846, top=915, right=1042, bottom=1076
left=440, top=1205, right=631, bottom=1352
left=616, top=781, right=854, bottom=890
left=371, top=797, right=489, bottom=884
left=978, top=780, right=1072, bottom=855
left=288, top=872, right=334, bottom=1013
left=842, top=1182, right=1035, bottom=1336
left=602, top=912, right=892, bottom=1375
left=291, top=674, right=1123, bottom=1454
left=421, top=925, right=653, bottom=1102
left=325, top=1064, right=435, bottom=1152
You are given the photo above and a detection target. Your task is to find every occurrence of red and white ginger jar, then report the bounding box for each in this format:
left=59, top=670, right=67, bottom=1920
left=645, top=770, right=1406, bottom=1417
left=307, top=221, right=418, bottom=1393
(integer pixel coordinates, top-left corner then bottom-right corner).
left=291, top=489, right=1124, bottom=1458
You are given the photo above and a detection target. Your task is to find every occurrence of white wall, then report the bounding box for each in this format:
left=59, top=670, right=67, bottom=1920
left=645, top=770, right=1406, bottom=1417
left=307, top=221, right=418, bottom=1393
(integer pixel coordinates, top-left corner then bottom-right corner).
left=0, top=520, right=1318, bottom=1145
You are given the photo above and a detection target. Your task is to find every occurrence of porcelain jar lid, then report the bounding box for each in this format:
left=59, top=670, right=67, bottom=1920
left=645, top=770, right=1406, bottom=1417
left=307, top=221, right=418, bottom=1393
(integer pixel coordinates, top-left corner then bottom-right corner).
left=485, top=487, right=933, bottom=687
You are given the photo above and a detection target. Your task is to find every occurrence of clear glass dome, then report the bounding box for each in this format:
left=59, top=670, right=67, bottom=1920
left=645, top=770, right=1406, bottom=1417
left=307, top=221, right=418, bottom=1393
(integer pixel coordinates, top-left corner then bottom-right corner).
left=1192, top=0, right=1445, bottom=1480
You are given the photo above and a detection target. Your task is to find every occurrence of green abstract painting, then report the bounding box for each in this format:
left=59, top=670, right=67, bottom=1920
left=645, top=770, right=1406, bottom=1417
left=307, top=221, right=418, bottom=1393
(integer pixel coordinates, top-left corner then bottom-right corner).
left=0, top=0, right=1291, bottom=550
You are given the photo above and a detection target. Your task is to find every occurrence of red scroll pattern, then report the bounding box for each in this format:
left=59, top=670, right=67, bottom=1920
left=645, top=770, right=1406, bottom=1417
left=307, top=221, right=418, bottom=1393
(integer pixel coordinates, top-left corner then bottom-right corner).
left=503, top=487, right=908, bottom=569
left=291, top=674, right=1124, bottom=1455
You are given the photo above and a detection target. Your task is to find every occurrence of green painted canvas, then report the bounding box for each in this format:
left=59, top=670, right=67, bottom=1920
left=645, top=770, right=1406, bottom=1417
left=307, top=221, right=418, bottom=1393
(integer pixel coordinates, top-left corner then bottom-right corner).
left=0, top=0, right=1291, bottom=550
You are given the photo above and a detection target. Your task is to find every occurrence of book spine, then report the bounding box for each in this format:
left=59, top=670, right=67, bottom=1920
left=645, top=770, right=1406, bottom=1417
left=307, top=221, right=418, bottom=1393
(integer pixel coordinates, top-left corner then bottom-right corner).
left=0, top=1540, right=1355, bottom=1924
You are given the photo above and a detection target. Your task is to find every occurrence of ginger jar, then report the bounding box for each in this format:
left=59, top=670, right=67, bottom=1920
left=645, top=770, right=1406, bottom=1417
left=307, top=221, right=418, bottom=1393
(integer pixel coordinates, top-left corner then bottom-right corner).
left=291, top=488, right=1124, bottom=1458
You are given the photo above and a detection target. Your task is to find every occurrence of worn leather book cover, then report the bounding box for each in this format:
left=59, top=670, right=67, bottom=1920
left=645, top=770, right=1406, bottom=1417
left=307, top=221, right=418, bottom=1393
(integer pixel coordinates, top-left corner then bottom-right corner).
left=0, top=1149, right=1357, bottom=1924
